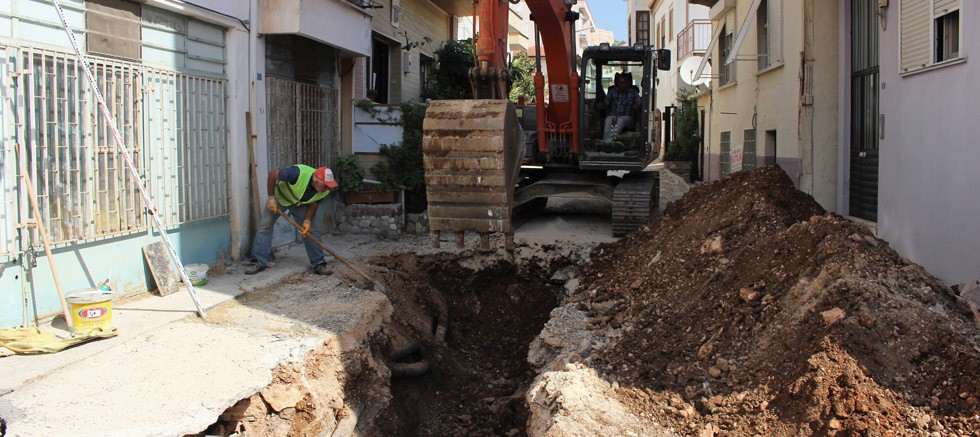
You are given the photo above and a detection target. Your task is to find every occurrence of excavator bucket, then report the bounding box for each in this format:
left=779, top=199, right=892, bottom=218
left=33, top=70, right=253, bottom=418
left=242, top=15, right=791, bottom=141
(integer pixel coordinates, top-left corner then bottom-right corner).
left=422, top=100, right=525, bottom=251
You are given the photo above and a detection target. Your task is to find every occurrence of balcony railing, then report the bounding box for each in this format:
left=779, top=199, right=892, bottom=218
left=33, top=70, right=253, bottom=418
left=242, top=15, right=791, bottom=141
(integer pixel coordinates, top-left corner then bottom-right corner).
left=677, top=20, right=711, bottom=60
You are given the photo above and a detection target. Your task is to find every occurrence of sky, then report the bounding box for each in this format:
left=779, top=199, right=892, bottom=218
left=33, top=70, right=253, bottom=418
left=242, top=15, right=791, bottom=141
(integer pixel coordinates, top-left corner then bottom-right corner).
left=589, top=0, right=629, bottom=42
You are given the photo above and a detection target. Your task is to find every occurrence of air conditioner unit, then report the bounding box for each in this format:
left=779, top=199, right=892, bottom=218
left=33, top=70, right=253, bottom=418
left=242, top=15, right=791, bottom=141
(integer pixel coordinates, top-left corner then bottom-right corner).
left=402, top=55, right=413, bottom=74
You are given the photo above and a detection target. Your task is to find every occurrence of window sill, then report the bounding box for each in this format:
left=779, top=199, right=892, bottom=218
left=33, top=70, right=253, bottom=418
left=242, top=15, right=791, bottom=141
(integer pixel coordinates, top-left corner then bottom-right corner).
left=756, top=61, right=785, bottom=77
left=900, top=57, right=967, bottom=77
left=718, top=80, right=738, bottom=91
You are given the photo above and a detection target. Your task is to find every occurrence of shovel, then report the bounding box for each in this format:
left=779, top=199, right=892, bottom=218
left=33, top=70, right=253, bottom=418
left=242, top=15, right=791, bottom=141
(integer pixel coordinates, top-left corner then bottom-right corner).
left=275, top=210, right=389, bottom=295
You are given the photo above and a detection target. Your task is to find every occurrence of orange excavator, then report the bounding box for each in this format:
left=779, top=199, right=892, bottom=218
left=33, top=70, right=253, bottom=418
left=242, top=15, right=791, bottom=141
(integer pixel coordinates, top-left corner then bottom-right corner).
left=422, top=0, right=672, bottom=249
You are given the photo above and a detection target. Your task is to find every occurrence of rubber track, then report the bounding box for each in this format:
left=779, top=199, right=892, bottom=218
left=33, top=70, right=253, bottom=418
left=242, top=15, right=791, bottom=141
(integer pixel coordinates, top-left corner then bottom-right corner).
left=611, top=171, right=660, bottom=236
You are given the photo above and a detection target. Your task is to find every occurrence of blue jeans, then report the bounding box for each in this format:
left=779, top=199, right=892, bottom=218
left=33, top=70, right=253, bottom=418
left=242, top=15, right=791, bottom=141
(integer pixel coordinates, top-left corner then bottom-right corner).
left=251, top=199, right=328, bottom=267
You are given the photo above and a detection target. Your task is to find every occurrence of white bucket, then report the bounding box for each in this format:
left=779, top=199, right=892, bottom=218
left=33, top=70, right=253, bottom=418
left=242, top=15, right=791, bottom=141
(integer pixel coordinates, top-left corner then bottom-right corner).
left=185, top=263, right=209, bottom=286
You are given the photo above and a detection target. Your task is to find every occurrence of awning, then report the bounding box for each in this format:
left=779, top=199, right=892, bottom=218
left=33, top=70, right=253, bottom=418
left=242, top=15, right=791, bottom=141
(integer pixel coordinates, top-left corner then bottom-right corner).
left=260, top=0, right=372, bottom=57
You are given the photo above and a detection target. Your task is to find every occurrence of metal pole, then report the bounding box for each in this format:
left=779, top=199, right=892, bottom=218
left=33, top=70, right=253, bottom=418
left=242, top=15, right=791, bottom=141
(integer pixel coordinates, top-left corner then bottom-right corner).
left=49, top=0, right=207, bottom=318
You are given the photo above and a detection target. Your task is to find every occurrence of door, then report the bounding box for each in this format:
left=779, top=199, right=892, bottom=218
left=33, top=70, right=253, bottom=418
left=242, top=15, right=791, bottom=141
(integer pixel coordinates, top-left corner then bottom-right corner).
left=371, top=37, right=390, bottom=103
left=849, top=0, right=879, bottom=221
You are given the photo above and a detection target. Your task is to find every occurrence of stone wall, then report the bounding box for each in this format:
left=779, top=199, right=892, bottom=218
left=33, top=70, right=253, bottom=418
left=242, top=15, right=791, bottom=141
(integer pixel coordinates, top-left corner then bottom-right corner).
left=336, top=203, right=402, bottom=234
left=404, top=212, right=429, bottom=235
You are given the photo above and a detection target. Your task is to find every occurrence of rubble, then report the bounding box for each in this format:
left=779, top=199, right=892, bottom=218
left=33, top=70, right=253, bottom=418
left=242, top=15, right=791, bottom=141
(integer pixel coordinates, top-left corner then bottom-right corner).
left=564, top=166, right=980, bottom=435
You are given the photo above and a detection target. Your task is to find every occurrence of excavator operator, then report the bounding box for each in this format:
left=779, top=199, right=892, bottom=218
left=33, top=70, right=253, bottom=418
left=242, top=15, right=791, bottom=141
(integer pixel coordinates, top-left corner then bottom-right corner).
left=596, top=72, right=641, bottom=141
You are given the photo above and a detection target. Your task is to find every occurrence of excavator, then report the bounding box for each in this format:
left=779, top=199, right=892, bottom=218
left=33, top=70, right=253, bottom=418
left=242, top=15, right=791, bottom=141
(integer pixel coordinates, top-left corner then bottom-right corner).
left=422, top=0, right=672, bottom=250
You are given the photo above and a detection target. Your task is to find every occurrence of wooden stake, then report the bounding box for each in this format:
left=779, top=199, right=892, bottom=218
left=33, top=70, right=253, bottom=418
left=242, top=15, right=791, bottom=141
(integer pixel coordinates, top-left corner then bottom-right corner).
left=246, top=111, right=261, bottom=231
left=15, top=144, right=73, bottom=332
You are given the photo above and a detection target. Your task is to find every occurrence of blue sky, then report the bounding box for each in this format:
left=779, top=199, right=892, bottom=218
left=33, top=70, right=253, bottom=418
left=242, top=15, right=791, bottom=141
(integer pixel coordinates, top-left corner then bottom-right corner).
left=590, top=0, right=628, bottom=42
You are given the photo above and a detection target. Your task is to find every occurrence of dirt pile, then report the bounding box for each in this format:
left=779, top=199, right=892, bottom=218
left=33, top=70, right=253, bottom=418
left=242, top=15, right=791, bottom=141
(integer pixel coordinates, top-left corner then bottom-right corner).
left=575, top=166, right=980, bottom=435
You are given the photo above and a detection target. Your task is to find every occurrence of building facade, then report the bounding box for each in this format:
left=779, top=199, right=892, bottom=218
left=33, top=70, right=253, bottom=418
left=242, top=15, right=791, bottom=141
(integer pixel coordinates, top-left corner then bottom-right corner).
left=0, top=0, right=463, bottom=328
left=693, top=0, right=840, bottom=213
left=839, top=0, right=976, bottom=284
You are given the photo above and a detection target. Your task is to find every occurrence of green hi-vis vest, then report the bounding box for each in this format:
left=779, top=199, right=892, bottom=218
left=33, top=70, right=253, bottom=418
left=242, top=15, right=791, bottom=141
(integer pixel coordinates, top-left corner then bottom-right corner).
left=274, top=165, right=331, bottom=206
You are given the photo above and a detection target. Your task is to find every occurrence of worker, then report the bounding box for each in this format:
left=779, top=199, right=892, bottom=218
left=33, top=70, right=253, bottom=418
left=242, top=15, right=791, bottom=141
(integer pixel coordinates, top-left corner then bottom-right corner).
left=245, top=165, right=338, bottom=275
left=596, top=72, right=641, bottom=141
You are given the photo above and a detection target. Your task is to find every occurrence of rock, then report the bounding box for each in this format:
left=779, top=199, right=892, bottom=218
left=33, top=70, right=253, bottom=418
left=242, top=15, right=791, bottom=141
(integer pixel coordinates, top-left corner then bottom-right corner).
left=828, top=418, right=842, bottom=430
left=916, top=414, right=931, bottom=429
left=697, top=341, right=714, bottom=359
left=739, top=288, right=759, bottom=303
left=260, top=385, right=308, bottom=413
left=701, top=236, right=723, bottom=254
left=708, top=366, right=722, bottom=378
left=715, top=358, right=730, bottom=372
left=821, top=307, right=846, bottom=326
left=338, top=223, right=351, bottom=233
left=850, top=233, right=865, bottom=243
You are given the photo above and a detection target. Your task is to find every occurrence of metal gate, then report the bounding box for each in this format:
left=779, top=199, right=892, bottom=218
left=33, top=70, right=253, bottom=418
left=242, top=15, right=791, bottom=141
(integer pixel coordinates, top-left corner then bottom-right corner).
left=849, top=0, right=879, bottom=221
left=720, top=131, right=732, bottom=176
left=1, top=46, right=229, bottom=258
left=264, top=77, right=336, bottom=246
left=265, top=77, right=335, bottom=170
left=743, top=129, right=757, bottom=171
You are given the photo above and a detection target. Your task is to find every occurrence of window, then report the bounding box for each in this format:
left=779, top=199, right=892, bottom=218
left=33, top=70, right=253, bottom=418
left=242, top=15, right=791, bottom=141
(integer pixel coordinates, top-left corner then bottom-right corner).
left=391, top=0, right=401, bottom=27
left=756, top=0, right=782, bottom=69
left=901, top=0, right=962, bottom=73
left=86, top=0, right=141, bottom=60
left=636, top=11, right=650, bottom=46
left=669, top=9, right=674, bottom=42
left=660, top=16, right=666, bottom=48
left=719, top=13, right=736, bottom=86
left=420, top=53, right=433, bottom=95
left=936, top=10, right=959, bottom=62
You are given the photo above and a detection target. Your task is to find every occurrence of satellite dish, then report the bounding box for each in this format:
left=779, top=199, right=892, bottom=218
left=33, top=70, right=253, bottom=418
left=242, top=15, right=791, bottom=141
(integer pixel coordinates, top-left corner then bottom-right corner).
left=679, top=56, right=711, bottom=87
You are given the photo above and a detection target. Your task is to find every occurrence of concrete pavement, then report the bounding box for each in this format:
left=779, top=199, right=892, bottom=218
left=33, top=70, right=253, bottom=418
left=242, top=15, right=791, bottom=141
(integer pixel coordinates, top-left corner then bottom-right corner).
left=0, top=234, right=395, bottom=437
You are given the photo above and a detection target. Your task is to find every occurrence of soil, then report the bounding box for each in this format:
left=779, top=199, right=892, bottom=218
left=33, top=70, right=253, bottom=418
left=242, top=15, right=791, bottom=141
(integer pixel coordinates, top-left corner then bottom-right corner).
left=571, top=165, right=980, bottom=435
left=368, top=249, right=577, bottom=436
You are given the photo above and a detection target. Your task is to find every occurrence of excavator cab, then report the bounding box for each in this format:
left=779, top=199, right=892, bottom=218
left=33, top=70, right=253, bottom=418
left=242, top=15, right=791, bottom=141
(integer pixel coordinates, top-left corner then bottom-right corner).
left=580, top=45, right=656, bottom=171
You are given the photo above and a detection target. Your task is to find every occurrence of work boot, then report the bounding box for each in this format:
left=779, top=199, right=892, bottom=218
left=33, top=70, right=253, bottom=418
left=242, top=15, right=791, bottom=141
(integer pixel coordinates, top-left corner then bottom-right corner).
left=312, top=263, right=332, bottom=276
left=244, top=261, right=267, bottom=275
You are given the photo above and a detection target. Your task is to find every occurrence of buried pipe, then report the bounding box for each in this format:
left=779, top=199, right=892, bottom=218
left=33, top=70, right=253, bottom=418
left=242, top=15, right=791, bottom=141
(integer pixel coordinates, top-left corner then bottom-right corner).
left=390, top=361, right=431, bottom=378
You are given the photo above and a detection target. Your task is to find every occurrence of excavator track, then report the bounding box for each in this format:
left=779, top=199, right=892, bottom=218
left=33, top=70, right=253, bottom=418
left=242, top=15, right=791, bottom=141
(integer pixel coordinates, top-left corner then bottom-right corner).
left=422, top=100, right=525, bottom=250
left=611, top=171, right=660, bottom=236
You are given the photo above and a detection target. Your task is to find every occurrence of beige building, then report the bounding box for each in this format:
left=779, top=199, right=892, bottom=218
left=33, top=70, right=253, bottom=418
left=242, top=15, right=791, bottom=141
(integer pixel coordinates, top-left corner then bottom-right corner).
left=693, top=0, right=840, bottom=212
left=343, top=0, right=468, bottom=171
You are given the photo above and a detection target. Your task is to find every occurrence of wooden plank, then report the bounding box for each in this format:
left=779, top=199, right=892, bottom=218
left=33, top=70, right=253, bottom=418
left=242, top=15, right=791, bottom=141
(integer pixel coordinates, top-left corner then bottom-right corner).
left=143, top=241, right=180, bottom=296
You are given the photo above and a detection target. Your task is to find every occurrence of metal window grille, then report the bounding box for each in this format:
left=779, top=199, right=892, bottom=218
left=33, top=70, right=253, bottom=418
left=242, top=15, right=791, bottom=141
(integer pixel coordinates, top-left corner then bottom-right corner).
left=3, top=46, right=229, bottom=255
left=720, top=131, right=731, bottom=177
left=743, top=129, right=757, bottom=170
left=266, top=77, right=334, bottom=171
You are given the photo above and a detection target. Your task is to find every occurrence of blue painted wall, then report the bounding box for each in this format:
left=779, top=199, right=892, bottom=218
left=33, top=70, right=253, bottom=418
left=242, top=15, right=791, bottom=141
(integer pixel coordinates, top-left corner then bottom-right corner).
left=0, top=218, right=230, bottom=328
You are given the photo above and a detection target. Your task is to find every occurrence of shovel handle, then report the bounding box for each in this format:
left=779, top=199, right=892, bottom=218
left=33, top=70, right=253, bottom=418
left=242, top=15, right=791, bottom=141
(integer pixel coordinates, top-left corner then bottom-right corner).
left=276, top=210, right=387, bottom=294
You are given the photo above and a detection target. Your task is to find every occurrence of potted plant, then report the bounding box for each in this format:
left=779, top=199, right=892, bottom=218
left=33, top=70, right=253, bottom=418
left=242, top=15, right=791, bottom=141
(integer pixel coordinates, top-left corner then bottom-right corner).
left=664, top=91, right=700, bottom=181
left=336, top=154, right=396, bottom=204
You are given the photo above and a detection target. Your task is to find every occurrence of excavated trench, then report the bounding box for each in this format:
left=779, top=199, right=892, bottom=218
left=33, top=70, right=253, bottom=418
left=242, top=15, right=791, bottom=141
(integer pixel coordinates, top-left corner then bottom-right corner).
left=368, top=251, right=570, bottom=436
left=190, top=246, right=582, bottom=437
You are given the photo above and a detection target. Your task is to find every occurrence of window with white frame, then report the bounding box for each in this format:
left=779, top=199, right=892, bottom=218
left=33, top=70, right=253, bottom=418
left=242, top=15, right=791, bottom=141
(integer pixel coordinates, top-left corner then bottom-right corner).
left=719, top=11, right=736, bottom=85
left=936, top=9, right=959, bottom=62
left=756, top=0, right=782, bottom=70
left=901, top=0, right=962, bottom=73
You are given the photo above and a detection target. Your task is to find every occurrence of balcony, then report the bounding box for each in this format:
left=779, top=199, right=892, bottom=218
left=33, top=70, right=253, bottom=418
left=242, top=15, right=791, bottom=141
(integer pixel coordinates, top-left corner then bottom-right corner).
left=676, top=20, right=711, bottom=60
